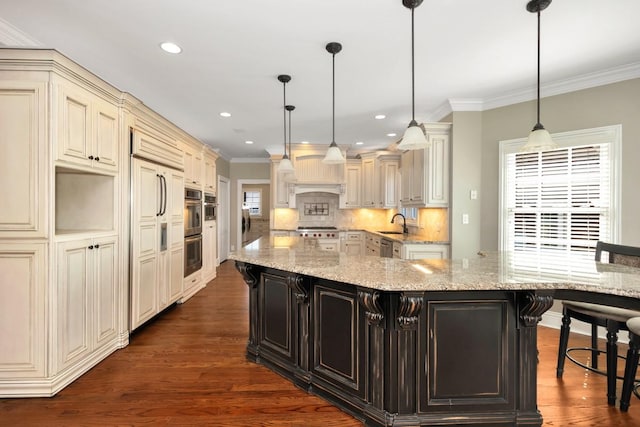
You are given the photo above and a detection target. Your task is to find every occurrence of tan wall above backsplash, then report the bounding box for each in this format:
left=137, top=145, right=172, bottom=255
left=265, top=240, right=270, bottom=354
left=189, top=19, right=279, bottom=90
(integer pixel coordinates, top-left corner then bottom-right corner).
left=272, top=206, right=449, bottom=242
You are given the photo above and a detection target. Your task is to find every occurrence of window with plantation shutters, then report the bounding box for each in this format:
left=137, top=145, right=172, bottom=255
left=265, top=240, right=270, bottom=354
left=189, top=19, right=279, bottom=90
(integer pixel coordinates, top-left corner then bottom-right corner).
left=499, top=125, right=621, bottom=257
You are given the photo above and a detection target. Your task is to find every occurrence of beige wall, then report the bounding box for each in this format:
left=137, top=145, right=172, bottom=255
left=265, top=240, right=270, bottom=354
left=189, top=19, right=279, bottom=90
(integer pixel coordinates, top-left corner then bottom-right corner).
left=450, top=111, right=482, bottom=258
left=477, top=78, right=640, bottom=251
left=216, top=156, right=230, bottom=178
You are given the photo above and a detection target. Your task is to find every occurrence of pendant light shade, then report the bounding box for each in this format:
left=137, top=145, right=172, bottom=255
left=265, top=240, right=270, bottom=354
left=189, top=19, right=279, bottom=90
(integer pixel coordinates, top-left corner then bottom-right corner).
left=397, top=0, right=429, bottom=151
left=277, top=74, right=295, bottom=174
left=322, top=42, right=346, bottom=165
left=521, top=0, right=557, bottom=153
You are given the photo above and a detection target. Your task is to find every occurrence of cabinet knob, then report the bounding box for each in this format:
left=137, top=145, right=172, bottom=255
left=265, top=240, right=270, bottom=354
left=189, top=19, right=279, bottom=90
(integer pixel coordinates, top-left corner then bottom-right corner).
left=94, top=244, right=100, bottom=249
left=88, top=245, right=94, bottom=249
left=95, top=157, right=100, bottom=162
left=88, top=155, right=94, bottom=160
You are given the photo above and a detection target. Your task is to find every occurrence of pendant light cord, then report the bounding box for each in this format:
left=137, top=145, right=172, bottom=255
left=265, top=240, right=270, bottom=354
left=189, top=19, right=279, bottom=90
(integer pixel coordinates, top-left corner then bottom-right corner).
left=288, top=109, right=292, bottom=153
left=411, top=6, right=415, bottom=122
left=283, top=81, right=287, bottom=156
left=332, top=51, right=336, bottom=143
left=536, top=9, right=541, bottom=127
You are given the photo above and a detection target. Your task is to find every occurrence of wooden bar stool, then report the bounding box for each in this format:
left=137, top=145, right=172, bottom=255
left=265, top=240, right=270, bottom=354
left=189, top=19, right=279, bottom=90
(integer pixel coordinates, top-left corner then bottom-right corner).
left=556, top=241, right=640, bottom=406
left=620, top=317, right=640, bottom=412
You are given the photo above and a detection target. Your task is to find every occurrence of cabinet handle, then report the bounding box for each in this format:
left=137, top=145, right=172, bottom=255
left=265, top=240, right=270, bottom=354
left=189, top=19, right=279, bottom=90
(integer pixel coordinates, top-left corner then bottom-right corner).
left=88, top=245, right=94, bottom=249
left=94, top=244, right=100, bottom=249
left=95, top=157, right=100, bottom=162
left=88, top=155, right=94, bottom=160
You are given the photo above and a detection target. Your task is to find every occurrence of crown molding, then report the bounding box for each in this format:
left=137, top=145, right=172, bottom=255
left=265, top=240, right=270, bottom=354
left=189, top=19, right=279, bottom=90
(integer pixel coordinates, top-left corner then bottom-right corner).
left=0, top=18, right=41, bottom=47
left=230, top=157, right=270, bottom=164
left=447, top=61, right=640, bottom=114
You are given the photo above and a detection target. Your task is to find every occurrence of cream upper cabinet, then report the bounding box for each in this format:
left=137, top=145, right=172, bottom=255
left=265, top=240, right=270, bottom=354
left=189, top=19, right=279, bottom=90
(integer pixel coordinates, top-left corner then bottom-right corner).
left=56, top=236, right=118, bottom=372
left=0, top=242, right=47, bottom=379
left=400, top=123, right=451, bottom=207
left=341, top=160, right=362, bottom=208
left=183, top=144, right=203, bottom=188
left=0, top=81, right=47, bottom=238
left=55, top=78, right=119, bottom=173
left=271, top=160, right=291, bottom=208
left=361, top=152, right=400, bottom=209
left=204, top=150, right=217, bottom=193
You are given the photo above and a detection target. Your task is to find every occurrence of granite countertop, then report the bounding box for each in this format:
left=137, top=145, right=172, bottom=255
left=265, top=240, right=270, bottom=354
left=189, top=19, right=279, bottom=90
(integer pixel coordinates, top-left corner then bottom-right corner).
left=230, top=236, right=640, bottom=299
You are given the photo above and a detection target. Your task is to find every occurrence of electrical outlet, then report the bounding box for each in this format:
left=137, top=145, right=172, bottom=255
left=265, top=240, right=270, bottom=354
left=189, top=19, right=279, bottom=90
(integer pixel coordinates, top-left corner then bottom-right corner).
left=462, top=214, right=469, bottom=225
left=470, top=190, right=478, bottom=200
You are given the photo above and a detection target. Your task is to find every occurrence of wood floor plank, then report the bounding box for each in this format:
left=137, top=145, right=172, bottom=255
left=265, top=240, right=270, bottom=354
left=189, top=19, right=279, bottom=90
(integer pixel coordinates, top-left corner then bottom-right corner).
left=1, top=260, right=639, bottom=426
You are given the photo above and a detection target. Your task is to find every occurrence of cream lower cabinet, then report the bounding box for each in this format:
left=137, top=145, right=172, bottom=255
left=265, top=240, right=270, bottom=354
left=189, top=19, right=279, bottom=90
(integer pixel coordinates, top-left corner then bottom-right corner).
left=131, top=156, right=184, bottom=330
left=56, top=236, right=118, bottom=372
left=202, top=220, right=217, bottom=284
left=401, top=243, right=450, bottom=260
left=341, top=231, right=363, bottom=256
left=0, top=243, right=47, bottom=383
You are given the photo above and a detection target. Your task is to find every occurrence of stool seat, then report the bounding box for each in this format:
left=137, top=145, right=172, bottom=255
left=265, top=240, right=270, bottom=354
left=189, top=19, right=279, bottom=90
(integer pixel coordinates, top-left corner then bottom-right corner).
left=563, top=302, right=640, bottom=324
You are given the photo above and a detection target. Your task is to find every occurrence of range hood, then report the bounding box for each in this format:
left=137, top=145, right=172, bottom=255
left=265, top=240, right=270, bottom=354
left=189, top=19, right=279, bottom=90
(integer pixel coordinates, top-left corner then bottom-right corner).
left=287, top=183, right=345, bottom=209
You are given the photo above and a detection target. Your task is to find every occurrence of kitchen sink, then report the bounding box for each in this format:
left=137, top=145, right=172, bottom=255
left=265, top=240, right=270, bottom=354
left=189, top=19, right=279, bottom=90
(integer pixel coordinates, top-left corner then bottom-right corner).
left=377, top=231, right=404, bottom=235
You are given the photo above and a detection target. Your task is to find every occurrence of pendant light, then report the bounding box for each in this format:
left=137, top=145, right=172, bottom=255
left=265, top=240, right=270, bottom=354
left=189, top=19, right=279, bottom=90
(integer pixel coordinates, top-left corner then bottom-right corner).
left=277, top=74, right=295, bottom=173
left=286, top=104, right=295, bottom=163
left=397, top=0, right=429, bottom=151
left=322, top=42, right=346, bottom=165
left=521, top=0, right=557, bottom=152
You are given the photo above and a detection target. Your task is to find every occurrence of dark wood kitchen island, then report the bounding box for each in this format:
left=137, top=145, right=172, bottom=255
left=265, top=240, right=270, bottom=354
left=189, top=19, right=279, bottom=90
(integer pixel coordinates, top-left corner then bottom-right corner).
left=230, top=237, right=640, bottom=427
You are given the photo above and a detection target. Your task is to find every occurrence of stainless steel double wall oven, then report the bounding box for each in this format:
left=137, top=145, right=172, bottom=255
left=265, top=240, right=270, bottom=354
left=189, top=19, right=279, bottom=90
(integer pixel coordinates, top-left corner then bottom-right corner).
left=184, top=188, right=202, bottom=277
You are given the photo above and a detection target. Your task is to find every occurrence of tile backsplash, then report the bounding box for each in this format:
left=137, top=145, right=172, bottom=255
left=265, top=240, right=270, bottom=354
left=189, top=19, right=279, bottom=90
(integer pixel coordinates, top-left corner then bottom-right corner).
left=273, top=200, right=449, bottom=242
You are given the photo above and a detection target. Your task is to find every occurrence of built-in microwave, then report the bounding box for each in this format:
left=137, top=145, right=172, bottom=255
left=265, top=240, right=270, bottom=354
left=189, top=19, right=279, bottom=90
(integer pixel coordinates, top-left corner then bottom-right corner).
left=184, top=234, right=202, bottom=277
left=184, top=188, right=202, bottom=237
left=204, top=193, right=216, bottom=221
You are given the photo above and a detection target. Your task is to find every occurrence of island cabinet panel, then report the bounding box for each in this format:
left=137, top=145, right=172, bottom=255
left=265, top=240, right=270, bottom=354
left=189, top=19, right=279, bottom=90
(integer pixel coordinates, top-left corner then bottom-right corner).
left=312, top=282, right=365, bottom=400
left=420, top=294, right=516, bottom=415
left=259, top=272, right=295, bottom=364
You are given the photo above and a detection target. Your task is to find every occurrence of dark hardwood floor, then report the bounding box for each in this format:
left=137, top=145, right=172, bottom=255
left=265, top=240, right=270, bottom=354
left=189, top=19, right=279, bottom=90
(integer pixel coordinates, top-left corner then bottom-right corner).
left=1, top=260, right=639, bottom=426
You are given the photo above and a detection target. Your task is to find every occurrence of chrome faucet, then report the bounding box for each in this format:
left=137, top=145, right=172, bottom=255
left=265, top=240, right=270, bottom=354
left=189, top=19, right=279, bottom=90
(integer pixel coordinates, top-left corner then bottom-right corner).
left=391, top=213, right=409, bottom=234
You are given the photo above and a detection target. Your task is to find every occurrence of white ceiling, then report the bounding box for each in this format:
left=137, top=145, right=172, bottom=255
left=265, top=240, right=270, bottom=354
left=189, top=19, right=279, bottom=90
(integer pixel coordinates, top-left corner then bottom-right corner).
left=1, top=0, right=639, bottom=160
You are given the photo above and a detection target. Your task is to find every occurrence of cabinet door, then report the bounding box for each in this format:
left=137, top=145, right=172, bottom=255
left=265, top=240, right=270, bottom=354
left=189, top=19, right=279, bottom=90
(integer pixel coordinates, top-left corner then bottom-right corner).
left=410, top=149, right=425, bottom=204
left=344, top=241, right=362, bottom=256
left=427, top=133, right=449, bottom=205
left=343, top=163, right=361, bottom=208
left=131, top=160, right=160, bottom=329
left=57, top=239, right=92, bottom=371
left=271, top=161, right=290, bottom=208
left=169, top=246, right=185, bottom=303
left=184, top=147, right=202, bottom=187
left=400, top=150, right=412, bottom=204
left=381, top=160, right=399, bottom=208
left=202, top=221, right=217, bottom=280
left=0, top=243, right=46, bottom=378
left=0, top=81, right=47, bottom=237
left=361, top=159, right=375, bottom=207
left=204, top=153, right=217, bottom=192
left=92, top=99, right=119, bottom=172
left=93, top=237, right=118, bottom=349
left=57, top=82, right=92, bottom=167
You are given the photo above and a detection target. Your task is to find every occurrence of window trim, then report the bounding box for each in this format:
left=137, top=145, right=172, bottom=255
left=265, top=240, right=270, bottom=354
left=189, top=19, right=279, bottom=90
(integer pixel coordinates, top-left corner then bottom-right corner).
left=498, top=124, right=621, bottom=252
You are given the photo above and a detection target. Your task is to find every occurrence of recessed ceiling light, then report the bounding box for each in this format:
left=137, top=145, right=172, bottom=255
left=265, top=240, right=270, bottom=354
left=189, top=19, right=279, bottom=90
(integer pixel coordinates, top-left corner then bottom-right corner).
left=245, top=140, right=254, bottom=144
left=300, top=141, right=310, bottom=144
left=220, top=112, right=231, bottom=118
left=375, top=114, right=386, bottom=120
left=160, top=42, right=182, bottom=54
left=387, top=133, right=397, bottom=137
left=355, top=141, right=364, bottom=145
